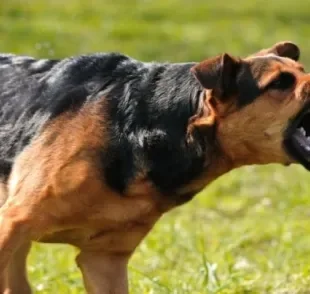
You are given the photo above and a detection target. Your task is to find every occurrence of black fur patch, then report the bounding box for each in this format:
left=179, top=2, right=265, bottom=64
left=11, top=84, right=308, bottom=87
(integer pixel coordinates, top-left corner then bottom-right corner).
left=100, top=62, right=212, bottom=194
left=0, top=52, right=210, bottom=198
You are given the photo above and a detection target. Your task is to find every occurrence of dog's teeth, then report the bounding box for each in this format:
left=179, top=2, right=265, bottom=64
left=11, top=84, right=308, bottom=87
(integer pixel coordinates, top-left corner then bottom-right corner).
left=298, top=127, right=306, bottom=136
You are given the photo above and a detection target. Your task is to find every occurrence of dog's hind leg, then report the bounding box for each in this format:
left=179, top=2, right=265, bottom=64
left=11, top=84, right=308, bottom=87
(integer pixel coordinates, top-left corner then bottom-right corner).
left=0, top=180, right=32, bottom=294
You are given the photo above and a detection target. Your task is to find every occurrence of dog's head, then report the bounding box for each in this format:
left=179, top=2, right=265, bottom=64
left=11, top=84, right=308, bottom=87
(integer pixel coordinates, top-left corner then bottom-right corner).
left=190, top=41, right=310, bottom=170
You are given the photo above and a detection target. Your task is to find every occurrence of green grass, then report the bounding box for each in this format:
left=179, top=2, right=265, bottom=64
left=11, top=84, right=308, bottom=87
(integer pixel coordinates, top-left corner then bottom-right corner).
left=2, top=0, right=310, bottom=293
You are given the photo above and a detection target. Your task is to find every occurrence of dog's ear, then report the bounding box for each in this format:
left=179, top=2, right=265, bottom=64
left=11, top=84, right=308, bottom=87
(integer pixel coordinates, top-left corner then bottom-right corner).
left=251, top=41, right=300, bottom=61
left=191, top=53, right=240, bottom=99
left=187, top=54, right=240, bottom=138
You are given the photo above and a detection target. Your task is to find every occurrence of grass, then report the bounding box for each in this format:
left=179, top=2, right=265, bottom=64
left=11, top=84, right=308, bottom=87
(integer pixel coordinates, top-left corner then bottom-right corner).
left=2, top=0, right=310, bottom=293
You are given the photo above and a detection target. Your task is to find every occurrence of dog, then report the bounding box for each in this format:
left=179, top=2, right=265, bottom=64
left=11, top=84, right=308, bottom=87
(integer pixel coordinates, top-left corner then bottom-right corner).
left=0, top=41, right=309, bottom=294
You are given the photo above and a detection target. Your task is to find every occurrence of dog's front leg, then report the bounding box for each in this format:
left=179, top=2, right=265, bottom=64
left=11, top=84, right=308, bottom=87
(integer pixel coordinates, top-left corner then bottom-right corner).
left=5, top=242, right=32, bottom=294
left=0, top=204, right=32, bottom=275
left=0, top=180, right=31, bottom=294
left=76, top=251, right=130, bottom=294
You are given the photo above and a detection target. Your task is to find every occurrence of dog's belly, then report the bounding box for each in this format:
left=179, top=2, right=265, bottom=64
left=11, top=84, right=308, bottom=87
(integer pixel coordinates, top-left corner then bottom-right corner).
left=38, top=216, right=159, bottom=253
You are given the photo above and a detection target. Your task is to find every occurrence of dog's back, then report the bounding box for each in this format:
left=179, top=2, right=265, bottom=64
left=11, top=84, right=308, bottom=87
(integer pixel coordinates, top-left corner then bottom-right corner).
left=0, top=53, right=131, bottom=176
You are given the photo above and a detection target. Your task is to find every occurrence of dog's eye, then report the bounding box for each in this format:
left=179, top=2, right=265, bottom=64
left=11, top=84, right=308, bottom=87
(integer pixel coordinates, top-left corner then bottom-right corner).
left=268, top=72, right=296, bottom=90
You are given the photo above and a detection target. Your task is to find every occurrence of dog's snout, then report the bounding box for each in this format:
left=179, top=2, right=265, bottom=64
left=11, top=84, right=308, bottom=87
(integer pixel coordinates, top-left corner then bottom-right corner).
left=296, top=78, right=310, bottom=101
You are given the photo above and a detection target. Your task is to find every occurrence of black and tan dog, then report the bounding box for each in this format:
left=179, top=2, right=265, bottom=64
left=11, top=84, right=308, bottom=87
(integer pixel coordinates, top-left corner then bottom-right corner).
left=0, top=41, right=309, bottom=294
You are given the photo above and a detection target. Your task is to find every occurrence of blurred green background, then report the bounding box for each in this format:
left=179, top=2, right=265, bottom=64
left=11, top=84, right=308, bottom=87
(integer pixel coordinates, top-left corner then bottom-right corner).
left=1, top=0, right=310, bottom=293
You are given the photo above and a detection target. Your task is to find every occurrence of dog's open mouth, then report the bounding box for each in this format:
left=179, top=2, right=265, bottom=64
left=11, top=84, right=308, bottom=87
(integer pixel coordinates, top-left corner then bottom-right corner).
left=284, top=104, right=310, bottom=169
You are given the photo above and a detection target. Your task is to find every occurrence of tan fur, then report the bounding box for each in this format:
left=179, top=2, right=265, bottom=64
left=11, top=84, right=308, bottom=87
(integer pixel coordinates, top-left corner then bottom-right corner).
left=187, top=92, right=216, bottom=137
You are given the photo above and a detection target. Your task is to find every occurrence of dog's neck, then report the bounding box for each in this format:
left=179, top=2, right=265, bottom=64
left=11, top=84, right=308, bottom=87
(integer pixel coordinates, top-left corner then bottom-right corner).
left=174, top=148, right=233, bottom=199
